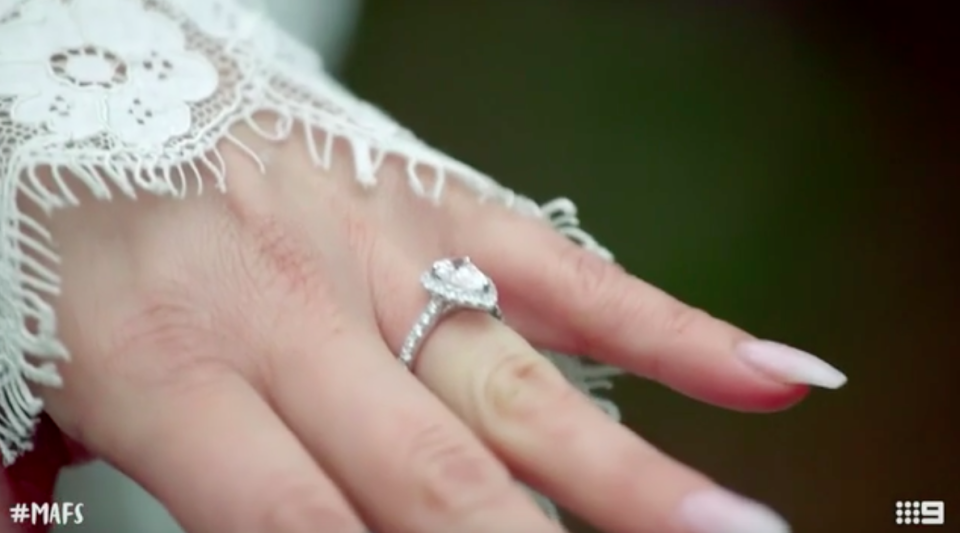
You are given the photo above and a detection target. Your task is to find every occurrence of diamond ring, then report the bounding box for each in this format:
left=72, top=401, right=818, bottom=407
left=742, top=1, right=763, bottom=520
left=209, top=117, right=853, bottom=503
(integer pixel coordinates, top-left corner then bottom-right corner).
left=398, top=257, right=502, bottom=371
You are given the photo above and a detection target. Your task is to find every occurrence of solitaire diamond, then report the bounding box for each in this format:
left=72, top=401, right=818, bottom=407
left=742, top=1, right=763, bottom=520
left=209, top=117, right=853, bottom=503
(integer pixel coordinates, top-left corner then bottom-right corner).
left=421, top=257, right=497, bottom=309
left=447, top=260, right=487, bottom=290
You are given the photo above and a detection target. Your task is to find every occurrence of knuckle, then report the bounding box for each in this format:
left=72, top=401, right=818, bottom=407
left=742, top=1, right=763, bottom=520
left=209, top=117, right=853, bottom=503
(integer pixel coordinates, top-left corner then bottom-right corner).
left=243, top=214, right=330, bottom=300
left=557, top=246, right=633, bottom=334
left=660, top=303, right=713, bottom=338
left=339, top=204, right=379, bottom=263
left=402, top=419, right=511, bottom=516
left=481, top=350, right=582, bottom=428
left=560, top=244, right=617, bottom=300
left=103, top=287, right=236, bottom=393
left=257, top=476, right=358, bottom=533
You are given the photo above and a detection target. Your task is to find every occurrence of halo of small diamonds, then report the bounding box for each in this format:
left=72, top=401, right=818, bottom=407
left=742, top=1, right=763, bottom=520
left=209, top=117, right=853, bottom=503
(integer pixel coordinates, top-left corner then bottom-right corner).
left=400, top=257, right=502, bottom=370
left=420, top=257, right=497, bottom=310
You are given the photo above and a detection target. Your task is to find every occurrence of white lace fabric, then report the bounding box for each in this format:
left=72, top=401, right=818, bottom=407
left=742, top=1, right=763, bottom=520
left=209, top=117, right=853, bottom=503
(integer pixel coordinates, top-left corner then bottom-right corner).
left=0, top=0, right=621, bottom=516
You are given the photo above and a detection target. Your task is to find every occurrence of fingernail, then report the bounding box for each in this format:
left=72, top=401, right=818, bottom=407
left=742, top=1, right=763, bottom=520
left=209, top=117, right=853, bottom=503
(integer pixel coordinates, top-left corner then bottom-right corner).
left=677, top=488, right=791, bottom=533
left=736, top=339, right=847, bottom=389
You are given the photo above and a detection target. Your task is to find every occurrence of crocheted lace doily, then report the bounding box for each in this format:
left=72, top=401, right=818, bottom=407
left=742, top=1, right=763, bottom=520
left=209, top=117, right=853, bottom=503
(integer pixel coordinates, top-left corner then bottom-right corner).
left=0, top=0, right=621, bottom=518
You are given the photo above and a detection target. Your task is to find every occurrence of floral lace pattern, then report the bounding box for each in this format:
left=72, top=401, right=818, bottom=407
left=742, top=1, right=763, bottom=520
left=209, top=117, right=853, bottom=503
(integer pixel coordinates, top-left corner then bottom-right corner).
left=0, top=0, right=218, bottom=146
left=0, top=0, right=620, bottom=519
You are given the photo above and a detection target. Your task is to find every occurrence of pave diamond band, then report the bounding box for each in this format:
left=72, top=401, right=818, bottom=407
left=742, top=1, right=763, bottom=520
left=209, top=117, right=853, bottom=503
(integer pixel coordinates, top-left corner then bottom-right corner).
left=398, top=257, right=502, bottom=371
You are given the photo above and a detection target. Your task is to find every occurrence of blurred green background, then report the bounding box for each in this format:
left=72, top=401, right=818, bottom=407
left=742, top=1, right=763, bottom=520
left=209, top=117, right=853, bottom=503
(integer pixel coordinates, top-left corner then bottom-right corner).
left=341, top=2, right=958, bottom=532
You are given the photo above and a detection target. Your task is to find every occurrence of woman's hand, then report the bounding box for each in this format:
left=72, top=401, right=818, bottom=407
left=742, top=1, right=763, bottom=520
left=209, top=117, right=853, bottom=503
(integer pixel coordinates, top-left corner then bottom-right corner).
left=26, top=125, right=843, bottom=533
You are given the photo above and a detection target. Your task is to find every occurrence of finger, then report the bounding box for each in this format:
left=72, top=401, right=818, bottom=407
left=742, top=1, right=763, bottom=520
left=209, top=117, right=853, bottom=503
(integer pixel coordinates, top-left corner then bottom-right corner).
left=466, top=212, right=846, bottom=411
left=415, top=311, right=792, bottom=533
left=266, top=307, right=563, bottom=533
left=90, top=373, right=365, bottom=533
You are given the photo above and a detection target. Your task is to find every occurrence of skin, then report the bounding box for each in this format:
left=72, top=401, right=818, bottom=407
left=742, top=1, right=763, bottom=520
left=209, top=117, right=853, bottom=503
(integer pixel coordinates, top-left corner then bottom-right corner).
left=3, top=125, right=806, bottom=533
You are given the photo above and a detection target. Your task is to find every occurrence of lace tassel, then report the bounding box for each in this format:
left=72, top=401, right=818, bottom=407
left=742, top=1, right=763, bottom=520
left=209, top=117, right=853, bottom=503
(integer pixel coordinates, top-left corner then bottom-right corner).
left=0, top=365, right=42, bottom=465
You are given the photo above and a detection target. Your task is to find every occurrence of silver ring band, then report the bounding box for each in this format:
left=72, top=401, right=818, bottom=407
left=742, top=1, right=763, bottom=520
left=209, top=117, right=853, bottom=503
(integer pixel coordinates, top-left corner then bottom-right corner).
left=398, top=257, right=502, bottom=371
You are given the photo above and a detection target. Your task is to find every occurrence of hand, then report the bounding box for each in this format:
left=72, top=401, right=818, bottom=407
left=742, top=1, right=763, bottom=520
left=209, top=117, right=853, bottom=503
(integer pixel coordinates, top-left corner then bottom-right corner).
left=26, top=125, right=843, bottom=533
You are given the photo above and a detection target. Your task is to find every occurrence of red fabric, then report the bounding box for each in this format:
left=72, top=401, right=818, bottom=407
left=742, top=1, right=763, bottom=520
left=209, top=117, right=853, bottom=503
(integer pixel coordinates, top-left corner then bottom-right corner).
left=1, top=415, right=72, bottom=533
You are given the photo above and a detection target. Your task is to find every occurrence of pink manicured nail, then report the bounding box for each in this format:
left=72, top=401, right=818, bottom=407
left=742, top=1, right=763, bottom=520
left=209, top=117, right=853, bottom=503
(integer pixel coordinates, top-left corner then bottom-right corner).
left=736, top=340, right=847, bottom=389
left=676, top=488, right=791, bottom=533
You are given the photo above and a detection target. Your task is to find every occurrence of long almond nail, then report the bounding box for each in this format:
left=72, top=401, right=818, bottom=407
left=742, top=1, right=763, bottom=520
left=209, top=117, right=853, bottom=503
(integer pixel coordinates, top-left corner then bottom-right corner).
left=736, top=340, right=847, bottom=389
left=677, top=488, right=791, bottom=533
